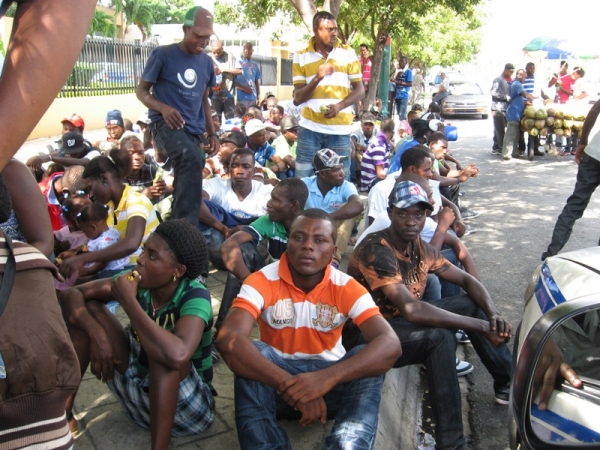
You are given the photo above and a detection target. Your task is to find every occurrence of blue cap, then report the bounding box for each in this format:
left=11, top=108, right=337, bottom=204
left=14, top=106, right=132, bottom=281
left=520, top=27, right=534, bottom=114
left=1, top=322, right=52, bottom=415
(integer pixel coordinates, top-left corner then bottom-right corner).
left=389, top=181, right=433, bottom=210
left=105, top=110, right=124, bottom=128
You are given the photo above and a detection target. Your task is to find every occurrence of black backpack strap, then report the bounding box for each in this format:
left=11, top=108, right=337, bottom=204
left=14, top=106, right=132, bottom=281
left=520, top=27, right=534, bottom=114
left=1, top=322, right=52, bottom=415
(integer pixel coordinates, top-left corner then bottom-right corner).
left=0, top=234, right=16, bottom=317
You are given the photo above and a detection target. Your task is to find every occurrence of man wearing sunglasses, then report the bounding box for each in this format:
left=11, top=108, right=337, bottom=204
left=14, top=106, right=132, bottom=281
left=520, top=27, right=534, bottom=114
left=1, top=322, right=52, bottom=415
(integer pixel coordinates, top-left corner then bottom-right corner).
left=38, top=165, right=87, bottom=231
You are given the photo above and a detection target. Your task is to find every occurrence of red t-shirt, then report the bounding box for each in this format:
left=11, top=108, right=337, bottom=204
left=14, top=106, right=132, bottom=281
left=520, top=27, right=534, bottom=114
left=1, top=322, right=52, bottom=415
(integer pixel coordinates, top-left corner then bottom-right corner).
left=38, top=173, right=64, bottom=231
left=557, top=74, right=573, bottom=104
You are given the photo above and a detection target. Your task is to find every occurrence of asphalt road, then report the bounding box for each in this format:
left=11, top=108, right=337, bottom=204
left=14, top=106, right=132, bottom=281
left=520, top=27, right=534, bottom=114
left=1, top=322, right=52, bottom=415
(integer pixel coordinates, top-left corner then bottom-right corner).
left=446, top=115, right=600, bottom=449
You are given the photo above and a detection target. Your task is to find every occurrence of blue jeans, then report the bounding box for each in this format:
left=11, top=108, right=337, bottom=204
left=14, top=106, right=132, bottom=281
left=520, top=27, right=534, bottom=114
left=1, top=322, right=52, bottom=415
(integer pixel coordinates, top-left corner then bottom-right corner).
left=394, top=97, right=408, bottom=120
left=295, top=127, right=351, bottom=180
left=234, top=342, right=383, bottom=450
left=150, top=120, right=205, bottom=227
left=440, top=246, right=463, bottom=298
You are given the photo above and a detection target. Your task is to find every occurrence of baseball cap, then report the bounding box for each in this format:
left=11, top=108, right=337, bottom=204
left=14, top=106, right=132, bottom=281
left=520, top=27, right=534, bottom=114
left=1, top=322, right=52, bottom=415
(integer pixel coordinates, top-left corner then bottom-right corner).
left=504, top=63, right=515, bottom=71
left=136, top=112, right=150, bottom=125
left=370, top=106, right=380, bottom=113
left=244, top=119, right=265, bottom=136
left=61, top=114, right=85, bottom=130
left=389, top=180, right=433, bottom=211
left=361, top=113, right=376, bottom=124
left=183, top=6, right=215, bottom=36
left=280, top=116, right=299, bottom=132
left=312, top=149, right=347, bottom=172
left=220, top=130, right=247, bottom=148
left=59, top=131, right=86, bottom=155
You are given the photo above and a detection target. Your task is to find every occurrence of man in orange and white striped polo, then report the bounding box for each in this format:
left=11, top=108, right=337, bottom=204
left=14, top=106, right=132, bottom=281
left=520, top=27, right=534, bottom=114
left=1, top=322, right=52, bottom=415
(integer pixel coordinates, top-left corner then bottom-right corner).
left=216, top=208, right=400, bottom=449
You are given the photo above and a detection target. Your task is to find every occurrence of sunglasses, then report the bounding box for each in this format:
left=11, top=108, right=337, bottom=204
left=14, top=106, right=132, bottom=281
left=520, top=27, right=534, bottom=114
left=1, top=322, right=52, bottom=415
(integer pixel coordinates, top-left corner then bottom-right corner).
left=62, top=189, right=86, bottom=199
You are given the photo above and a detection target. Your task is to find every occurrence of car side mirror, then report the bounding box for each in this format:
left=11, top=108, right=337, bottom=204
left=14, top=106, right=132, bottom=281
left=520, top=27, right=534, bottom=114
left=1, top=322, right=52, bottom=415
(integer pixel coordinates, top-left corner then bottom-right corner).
left=512, top=302, right=600, bottom=449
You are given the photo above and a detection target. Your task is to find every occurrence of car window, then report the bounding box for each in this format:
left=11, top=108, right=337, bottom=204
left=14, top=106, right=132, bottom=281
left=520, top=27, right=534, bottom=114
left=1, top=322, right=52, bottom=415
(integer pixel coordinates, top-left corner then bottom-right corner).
left=529, top=308, right=600, bottom=445
left=449, top=83, right=483, bottom=96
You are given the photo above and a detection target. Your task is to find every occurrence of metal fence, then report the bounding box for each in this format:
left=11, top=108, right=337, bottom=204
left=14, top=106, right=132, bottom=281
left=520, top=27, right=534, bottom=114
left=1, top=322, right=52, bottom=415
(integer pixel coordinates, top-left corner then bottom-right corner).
left=280, top=58, right=293, bottom=86
left=60, top=36, right=159, bottom=98
left=252, top=55, right=278, bottom=86
left=60, top=37, right=288, bottom=98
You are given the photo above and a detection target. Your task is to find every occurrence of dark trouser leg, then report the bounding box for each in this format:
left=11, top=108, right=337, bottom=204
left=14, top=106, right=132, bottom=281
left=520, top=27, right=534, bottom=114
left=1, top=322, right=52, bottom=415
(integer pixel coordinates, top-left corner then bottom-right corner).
left=222, top=97, right=235, bottom=119
left=492, top=111, right=506, bottom=151
left=439, top=246, right=463, bottom=298
left=215, top=242, right=265, bottom=332
left=518, top=130, right=526, bottom=151
left=151, top=121, right=204, bottom=227
left=440, top=184, right=460, bottom=208
left=389, top=318, right=465, bottom=450
left=212, top=97, right=224, bottom=120
left=428, top=295, right=512, bottom=389
left=546, top=154, right=600, bottom=256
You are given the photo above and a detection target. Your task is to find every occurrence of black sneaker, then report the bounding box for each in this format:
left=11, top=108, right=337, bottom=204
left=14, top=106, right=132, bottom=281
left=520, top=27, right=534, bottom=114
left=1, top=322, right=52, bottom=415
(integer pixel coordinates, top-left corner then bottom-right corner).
left=460, top=208, right=481, bottom=221
left=456, top=329, right=471, bottom=344
left=494, top=385, right=510, bottom=405
left=491, top=149, right=501, bottom=155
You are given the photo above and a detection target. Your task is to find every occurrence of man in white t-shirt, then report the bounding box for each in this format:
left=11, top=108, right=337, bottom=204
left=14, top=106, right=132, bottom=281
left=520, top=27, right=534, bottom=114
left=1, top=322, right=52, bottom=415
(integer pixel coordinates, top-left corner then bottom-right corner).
left=199, top=148, right=273, bottom=268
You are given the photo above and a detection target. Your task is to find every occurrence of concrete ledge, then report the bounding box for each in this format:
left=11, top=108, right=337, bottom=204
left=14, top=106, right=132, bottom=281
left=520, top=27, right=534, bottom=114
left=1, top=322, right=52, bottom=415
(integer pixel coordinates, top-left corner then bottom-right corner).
left=375, top=366, right=423, bottom=450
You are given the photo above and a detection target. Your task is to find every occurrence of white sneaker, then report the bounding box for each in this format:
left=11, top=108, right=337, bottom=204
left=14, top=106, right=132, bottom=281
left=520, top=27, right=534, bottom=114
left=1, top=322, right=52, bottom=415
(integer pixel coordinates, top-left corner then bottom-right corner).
left=456, top=358, right=474, bottom=377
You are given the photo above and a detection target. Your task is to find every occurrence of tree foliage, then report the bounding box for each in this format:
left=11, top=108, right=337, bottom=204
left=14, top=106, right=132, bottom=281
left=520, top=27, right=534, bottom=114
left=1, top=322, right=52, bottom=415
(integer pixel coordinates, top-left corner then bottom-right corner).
left=213, top=0, right=483, bottom=109
left=108, top=0, right=156, bottom=39
left=146, top=0, right=194, bottom=25
left=89, top=9, right=117, bottom=38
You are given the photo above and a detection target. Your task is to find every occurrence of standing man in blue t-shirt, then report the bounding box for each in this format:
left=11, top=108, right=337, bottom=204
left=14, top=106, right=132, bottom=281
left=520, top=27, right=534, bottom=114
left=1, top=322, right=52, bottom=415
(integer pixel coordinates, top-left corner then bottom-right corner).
left=235, top=42, right=262, bottom=108
left=393, top=56, right=413, bottom=121
left=136, top=6, right=220, bottom=227
left=502, top=69, right=535, bottom=161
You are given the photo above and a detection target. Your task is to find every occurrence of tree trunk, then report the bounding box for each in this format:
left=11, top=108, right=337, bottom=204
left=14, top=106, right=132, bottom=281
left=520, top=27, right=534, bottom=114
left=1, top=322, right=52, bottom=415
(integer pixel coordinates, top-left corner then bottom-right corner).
left=291, top=0, right=344, bottom=30
left=364, top=28, right=387, bottom=113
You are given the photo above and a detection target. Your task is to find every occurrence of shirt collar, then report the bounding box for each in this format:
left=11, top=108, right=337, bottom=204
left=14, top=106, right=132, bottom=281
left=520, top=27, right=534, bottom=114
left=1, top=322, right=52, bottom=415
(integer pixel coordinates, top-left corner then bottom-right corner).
left=278, top=252, right=332, bottom=295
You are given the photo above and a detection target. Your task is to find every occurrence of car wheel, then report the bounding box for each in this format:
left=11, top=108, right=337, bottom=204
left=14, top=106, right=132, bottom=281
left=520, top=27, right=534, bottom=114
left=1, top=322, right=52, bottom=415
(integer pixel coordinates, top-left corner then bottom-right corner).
left=482, top=114, right=488, bottom=120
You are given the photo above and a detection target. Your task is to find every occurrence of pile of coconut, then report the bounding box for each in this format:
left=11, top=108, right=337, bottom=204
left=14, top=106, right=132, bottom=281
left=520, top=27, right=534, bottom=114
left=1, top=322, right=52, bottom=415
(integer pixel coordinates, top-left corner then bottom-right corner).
left=520, top=105, right=586, bottom=138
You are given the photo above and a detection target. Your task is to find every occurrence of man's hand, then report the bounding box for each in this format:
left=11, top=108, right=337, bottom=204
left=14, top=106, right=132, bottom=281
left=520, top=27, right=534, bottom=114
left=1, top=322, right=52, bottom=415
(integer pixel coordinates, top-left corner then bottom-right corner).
left=487, top=312, right=512, bottom=340
left=161, top=105, right=185, bottom=130
left=533, top=338, right=582, bottom=411
left=437, top=207, right=455, bottom=230
left=149, top=179, right=167, bottom=198
left=452, top=220, right=466, bottom=238
left=298, top=398, right=328, bottom=427
left=323, top=102, right=345, bottom=119
left=278, top=372, right=335, bottom=411
left=26, top=153, right=51, bottom=171
left=317, top=63, right=335, bottom=80
left=574, top=143, right=586, bottom=164
left=89, top=330, right=117, bottom=382
left=461, top=164, right=479, bottom=179
left=207, top=135, right=220, bottom=157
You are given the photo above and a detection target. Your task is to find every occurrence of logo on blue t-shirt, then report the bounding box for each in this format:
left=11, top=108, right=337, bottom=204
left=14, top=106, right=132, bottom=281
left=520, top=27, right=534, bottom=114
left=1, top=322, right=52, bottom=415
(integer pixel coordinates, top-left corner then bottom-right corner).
left=177, top=69, right=198, bottom=89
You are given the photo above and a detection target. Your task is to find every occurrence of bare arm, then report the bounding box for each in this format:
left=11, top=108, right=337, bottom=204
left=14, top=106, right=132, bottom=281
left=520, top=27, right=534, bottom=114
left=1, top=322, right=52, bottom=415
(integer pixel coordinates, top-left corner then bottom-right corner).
left=443, top=232, right=480, bottom=280
left=0, top=0, right=96, bottom=171
left=381, top=281, right=508, bottom=343
left=574, top=99, right=600, bottom=164
left=216, top=308, right=294, bottom=388
left=136, top=79, right=185, bottom=130
left=202, top=87, right=220, bottom=157
left=330, top=194, right=364, bottom=221
left=59, top=216, right=146, bottom=277
left=221, top=230, right=255, bottom=280
left=277, top=315, right=401, bottom=410
left=2, top=159, right=53, bottom=256
left=111, top=272, right=205, bottom=370
left=199, top=199, right=229, bottom=236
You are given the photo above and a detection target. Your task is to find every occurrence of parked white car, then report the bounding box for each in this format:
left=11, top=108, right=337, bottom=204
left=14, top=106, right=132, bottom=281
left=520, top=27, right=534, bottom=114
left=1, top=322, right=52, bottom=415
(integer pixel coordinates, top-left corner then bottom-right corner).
left=509, top=247, right=600, bottom=449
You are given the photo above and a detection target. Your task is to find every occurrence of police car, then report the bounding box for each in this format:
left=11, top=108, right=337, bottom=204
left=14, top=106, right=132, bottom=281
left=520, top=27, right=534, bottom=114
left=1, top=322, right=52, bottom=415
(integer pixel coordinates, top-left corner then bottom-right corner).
left=509, top=247, right=600, bottom=449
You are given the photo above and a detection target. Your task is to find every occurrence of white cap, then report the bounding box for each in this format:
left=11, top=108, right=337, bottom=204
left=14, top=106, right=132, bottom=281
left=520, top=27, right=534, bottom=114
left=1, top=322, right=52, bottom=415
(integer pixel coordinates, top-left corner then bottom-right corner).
left=244, top=119, right=265, bottom=136
left=137, top=112, right=150, bottom=125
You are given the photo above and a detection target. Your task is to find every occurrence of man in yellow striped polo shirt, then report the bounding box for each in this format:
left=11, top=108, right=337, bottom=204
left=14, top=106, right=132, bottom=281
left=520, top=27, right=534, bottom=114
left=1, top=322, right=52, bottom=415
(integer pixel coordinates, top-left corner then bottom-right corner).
left=292, top=11, right=365, bottom=180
